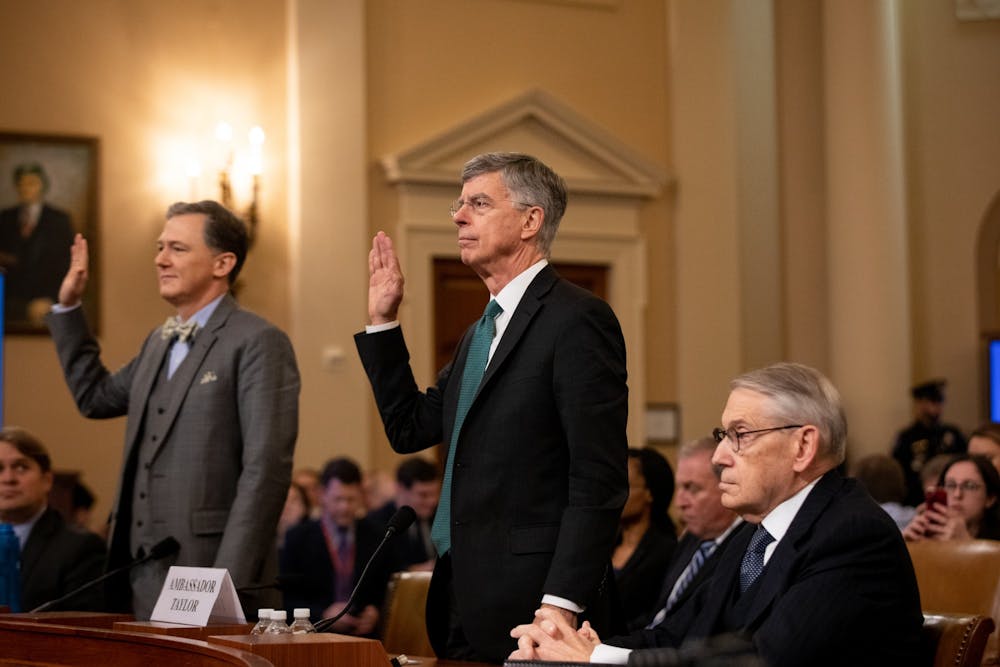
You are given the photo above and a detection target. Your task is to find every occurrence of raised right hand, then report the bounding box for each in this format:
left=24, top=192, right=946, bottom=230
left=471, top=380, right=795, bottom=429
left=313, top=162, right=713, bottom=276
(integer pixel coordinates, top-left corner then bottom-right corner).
left=58, top=234, right=89, bottom=307
left=367, top=231, right=405, bottom=325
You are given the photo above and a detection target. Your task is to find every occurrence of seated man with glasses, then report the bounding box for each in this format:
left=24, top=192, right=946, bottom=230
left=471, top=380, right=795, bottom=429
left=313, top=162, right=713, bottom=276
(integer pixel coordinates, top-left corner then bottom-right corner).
left=511, top=362, right=924, bottom=666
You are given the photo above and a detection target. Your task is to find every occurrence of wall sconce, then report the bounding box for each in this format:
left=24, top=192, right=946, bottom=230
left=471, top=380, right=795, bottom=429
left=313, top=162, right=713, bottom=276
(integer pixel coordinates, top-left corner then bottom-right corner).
left=207, top=122, right=265, bottom=246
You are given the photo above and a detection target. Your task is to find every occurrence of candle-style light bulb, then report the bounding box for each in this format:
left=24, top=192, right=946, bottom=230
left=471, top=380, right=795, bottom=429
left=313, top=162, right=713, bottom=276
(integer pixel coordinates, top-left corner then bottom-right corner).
left=248, top=126, right=265, bottom=175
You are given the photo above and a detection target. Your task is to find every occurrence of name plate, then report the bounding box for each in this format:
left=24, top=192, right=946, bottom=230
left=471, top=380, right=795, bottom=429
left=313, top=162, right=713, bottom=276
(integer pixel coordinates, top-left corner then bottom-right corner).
left=150, top=566, right=246, bottom=626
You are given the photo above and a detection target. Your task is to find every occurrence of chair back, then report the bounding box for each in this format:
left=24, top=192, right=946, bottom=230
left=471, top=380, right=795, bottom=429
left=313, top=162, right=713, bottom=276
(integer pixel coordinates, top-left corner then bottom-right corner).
left=922, top=613, right=995, bottom=667
left=380, top=570, right=434, bottom=657
left=908, top=539, right=1000, bottom=664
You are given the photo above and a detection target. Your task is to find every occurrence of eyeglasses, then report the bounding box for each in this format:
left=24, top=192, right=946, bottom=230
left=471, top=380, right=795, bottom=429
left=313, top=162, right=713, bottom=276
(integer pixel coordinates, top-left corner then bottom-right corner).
left=448, top=195, right=531, bottom=217
left=943, top=480, right=985, bottom=494
left=712, top=424, right=804, bottom=453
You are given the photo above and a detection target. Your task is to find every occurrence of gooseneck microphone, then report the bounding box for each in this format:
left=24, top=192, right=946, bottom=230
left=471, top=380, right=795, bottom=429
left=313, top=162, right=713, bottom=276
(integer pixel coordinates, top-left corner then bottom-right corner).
left=314, top=505, right=416, bottom=633
left=30, top=536, right=181, bottom=613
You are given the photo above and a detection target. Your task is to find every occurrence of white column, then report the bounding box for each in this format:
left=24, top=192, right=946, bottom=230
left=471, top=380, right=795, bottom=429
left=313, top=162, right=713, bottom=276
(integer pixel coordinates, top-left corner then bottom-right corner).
left=823, top=0, right=911, bottom=457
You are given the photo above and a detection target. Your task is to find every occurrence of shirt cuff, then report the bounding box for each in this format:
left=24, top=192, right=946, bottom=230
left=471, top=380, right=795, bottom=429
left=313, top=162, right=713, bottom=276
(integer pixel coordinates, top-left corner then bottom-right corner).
left=591, top=644, right=631, bottom=664
left=541, top=594, right=584, bottom=614
left=365, top=320, right=400, bottom=334
left=51, top=302, right=81, bottom=314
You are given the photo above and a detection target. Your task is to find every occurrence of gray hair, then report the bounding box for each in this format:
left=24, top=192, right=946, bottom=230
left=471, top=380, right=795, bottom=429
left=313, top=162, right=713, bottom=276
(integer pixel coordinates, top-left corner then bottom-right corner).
left=678, top=435, right=723, bottom=479
left=731, top=362, right=847, bottom=464
left=461, top=152, right=567, bottom=257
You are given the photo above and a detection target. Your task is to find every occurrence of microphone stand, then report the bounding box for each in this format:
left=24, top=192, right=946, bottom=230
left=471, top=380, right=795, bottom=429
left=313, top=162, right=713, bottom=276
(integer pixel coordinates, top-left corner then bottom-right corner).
left=30, top=538, right=180, bottom=613
left=315, top=508, right=414, bottom=633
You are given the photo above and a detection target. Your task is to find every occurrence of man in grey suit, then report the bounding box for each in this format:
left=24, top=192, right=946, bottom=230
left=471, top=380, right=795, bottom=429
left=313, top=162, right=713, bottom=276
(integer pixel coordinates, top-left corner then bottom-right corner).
left=47, top=200, right=300, bottom=619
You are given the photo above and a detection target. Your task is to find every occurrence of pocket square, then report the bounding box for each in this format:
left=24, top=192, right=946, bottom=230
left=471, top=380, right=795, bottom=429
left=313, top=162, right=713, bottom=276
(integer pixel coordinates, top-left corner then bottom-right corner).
left=199, top=371, right=218, bottom=385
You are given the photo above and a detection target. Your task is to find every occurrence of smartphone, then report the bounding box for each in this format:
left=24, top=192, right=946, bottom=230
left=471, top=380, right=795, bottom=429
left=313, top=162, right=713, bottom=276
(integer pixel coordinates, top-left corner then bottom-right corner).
left=925, top=486, right=947, bottom=511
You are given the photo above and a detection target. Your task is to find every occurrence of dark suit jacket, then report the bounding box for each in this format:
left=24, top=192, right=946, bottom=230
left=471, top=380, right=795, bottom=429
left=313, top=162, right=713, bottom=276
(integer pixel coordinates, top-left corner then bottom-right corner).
left=615, top=526, right=739, bottom=640
left=632, top=470, right=924, bottom=666
left=0, top=204, right=75, bottom=324
left=47, top=295, right=300, bottom=616
left=355, top=265, right=629, bottom=662
left=279, top=517, right=393, bottom=629
left=615, top=525, right=676, bottom=632
left=20, top=507, right=106, bottom=611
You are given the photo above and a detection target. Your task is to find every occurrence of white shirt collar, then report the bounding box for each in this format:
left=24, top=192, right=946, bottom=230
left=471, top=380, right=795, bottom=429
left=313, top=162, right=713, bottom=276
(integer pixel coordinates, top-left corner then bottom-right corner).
left=9, top=504, right=47, bottom=552
left=759, top=476, right=821, bottom=563
left=183, top=293, right=225, bottom=328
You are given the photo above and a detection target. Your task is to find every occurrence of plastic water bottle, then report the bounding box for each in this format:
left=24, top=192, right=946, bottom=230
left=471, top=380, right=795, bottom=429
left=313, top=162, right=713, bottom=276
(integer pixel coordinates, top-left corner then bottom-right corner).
left=265, top=609, right=291, bottom=634
left=0, top=524, right=21, bottom=613
left=250, top=608, right=273, bottom=635
left=289, top=608, right=316, bottom=634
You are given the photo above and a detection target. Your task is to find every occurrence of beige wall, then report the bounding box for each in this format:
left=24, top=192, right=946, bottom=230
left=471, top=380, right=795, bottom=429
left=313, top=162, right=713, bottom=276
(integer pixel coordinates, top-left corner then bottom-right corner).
left=900, top=1, right=1000, bottom=435
left=2, top=0, right=999, bottom=533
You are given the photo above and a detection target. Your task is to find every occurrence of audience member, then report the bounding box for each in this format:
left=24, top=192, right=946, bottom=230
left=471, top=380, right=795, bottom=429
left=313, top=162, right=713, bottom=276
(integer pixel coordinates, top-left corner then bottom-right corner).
left=969, top=422, right=1000, bottom=474
left=363, top=468, right=396, bottom=515
left=0, top=427, right=105, bottom=611
left=368, top=457, right=440, bottom=571
left=47, top=201, right=300, bottom=618
left=850, top=453, right=915, bottom=530
left=902, top=453, right=1000, bottom=541
left=356, top=152, right=628, bottom=662
left=639, top=437, right=741, bottom=631
left=277, top=481, right=311, bottom=553
left=293, top=467, right=323, bottom=519
left=511, top=362, right=923, bottom=666
left=69, top=480, right=96, bottom=532
left=280, top=457, right=394, bottom=636
left=920, top=453, right=955, bottom=496
left=613, top=447, right=677, bottom=632
left=892, top=379, right=967, bottom=506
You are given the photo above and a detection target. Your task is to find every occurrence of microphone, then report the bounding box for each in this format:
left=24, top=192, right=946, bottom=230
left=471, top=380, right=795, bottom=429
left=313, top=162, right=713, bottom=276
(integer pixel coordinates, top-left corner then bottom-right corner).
left=314, top=505, right=416, bottom=633
left=30, top=536, right=180, bottom=613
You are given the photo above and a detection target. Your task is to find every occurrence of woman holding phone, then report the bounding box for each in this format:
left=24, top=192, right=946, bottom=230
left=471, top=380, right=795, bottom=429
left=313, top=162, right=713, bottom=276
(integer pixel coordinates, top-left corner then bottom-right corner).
left=902, top=454, right=1000, bottom=541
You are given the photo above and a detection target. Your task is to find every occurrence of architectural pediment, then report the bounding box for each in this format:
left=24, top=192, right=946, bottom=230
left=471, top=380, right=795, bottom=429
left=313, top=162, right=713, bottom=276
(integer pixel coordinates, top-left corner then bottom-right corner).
left=381, top=89, right=671, bottom=198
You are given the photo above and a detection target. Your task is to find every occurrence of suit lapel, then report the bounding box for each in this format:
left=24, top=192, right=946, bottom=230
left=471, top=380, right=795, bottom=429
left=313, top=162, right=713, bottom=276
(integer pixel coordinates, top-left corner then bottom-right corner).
left=743, top=470, right=843, bottom=628
left=19, top=508, right=56, bottom=585
left=689, top=521, right=754, bottom=636
left=479, top=265, right=558, bottom=389
left=122, top=330, right=173, bottom=463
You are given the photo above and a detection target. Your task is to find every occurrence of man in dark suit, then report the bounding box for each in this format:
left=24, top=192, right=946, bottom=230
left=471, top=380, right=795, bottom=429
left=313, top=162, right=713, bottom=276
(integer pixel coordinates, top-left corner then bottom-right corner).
left=367, top=457, right=440, bottom=572
left=634, top=436, right=741, bottom=633
left=356, top=152, right=628, bottom=662
left=0, top=427, right=105, bottom=612
left=0, top=162, right=75, bottom=328
left=512, top=363, right=924, bottom=666
left=280, top=457, right=393, bottom=636
left=46, top=200, right=300, bottom=619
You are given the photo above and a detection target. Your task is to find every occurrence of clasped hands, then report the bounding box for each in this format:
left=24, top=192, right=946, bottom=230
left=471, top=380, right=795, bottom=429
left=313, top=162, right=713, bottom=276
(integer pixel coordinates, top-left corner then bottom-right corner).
left=509, top=606, right=601, bottom=662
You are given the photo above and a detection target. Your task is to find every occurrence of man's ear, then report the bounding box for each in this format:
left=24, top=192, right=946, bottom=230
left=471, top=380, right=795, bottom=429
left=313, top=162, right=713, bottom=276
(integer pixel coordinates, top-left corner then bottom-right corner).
left=213, top=252, right=237, bottom=279
left=791, top=425, right=820, bottom=473
left=520, top=206, right=544, bottom=242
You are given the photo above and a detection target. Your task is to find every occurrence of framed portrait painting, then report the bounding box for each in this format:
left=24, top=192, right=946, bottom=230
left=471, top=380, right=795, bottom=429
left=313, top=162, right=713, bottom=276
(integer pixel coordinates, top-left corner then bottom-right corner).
left=0, top=132, right=99, bottom=334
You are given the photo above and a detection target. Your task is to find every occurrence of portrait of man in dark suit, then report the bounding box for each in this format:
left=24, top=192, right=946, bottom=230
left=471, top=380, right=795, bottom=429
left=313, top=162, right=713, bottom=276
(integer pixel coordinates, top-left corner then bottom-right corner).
left=0, top=162, right=76, bottom=329
left=356, top=152, right=629, bottom=662
left=46, top=200, right=300, bottom=619
left=511, top=363, right=925, bottom=666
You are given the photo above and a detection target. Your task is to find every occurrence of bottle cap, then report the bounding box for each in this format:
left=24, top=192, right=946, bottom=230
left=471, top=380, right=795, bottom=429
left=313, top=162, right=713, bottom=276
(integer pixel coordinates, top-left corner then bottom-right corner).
left=293, top=608, right=310, bottom=618
left=257, top=608, right=273, bottom=620
left=271, top=610, right=287, bottom=621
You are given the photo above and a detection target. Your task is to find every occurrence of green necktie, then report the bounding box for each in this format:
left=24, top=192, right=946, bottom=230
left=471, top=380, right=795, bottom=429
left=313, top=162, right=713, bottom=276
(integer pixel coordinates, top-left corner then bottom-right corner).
left=431, top=299, right=503, bottom=555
